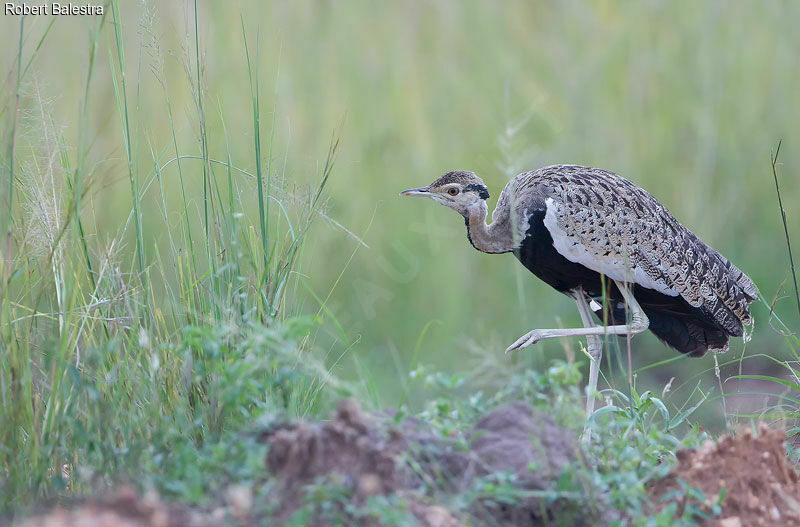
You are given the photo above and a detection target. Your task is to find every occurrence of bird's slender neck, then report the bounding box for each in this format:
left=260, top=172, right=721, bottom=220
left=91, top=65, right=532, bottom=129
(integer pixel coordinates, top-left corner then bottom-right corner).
left=464, top=200, right=515, bottom=254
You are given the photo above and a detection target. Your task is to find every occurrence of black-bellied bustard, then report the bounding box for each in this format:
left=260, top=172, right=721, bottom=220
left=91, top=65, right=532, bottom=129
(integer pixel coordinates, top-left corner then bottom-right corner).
left=402, top=165, right=757, bottom=425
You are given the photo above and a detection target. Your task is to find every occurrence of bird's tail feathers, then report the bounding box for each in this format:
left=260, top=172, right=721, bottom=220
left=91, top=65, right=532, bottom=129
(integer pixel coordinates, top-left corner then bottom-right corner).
left=592, top=301, right=728, bottom=357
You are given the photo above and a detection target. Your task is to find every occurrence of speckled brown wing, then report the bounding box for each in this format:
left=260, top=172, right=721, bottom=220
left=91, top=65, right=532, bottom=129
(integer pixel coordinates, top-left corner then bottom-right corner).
left=509, top=165, right=757, bottom=343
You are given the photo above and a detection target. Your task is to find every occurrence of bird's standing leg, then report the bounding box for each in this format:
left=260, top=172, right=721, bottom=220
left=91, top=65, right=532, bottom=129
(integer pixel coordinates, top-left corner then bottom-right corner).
left=571, top=289, right=603, bottom=446
left=572, top=289, right=603, bottom=420
left=506, top=279, right=649, bottom=352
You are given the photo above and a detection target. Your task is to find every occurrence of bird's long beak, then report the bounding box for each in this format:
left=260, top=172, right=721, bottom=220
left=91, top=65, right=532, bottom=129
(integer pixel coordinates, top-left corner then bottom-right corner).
left=400, top=186, right=430, bottom=197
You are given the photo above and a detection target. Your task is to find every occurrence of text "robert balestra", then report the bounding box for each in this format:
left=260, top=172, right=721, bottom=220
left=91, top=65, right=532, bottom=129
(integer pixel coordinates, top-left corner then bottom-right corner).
left=5, top=2, right=104, bottom=15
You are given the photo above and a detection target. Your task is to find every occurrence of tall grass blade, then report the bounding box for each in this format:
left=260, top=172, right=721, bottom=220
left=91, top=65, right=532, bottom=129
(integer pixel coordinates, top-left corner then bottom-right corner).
left=5, top=18, right=24, bottom=264
left=110, top=0, right=145, bottom=281
left=770, top=140, right=800, bottom=319
left=241, top=18, right=269, bottom=301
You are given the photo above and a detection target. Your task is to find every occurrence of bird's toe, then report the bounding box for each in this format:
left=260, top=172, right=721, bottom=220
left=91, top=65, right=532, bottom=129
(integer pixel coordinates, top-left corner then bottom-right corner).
left=505, top=330, right=542, bottom=353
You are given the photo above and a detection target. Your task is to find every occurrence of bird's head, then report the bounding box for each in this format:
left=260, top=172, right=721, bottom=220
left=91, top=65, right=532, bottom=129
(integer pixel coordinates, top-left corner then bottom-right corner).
left=400, top=170, right=490, bottom=217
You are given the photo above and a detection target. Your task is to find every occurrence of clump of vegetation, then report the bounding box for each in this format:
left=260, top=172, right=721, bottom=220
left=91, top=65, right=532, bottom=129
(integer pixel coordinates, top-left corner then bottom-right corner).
left=405, top=360, right=708, bottom=526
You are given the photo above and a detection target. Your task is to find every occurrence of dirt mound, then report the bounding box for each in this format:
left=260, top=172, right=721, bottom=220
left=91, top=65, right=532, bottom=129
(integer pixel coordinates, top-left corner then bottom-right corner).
left=265, top=399, right=592, bottom=526
left=469, top=400, right=582, bottom=490
left=649, top=424, right=800, bottom=526
left=264, top=398, right=440, bottom=525
left=265, top=398, right=409, bottom=500
left=461, top=401, right=592, bottom=525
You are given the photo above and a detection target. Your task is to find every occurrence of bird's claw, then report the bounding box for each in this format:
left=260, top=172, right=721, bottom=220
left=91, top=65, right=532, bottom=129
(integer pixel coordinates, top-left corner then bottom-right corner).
left=505, top=330, right=543, bottom=354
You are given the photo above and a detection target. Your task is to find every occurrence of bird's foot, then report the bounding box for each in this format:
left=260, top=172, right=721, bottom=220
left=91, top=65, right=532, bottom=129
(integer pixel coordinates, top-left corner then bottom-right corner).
left=505, top=330, right=544, bottom=354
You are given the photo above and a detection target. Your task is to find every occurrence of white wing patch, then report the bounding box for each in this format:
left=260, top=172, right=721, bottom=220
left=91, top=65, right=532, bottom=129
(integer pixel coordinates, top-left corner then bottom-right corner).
left=543, top=198, right=680, bottom=297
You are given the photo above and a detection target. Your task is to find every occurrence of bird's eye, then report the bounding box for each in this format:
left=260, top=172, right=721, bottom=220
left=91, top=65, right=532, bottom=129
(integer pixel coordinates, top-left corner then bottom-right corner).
left=448, top=187, right=459, bottom=196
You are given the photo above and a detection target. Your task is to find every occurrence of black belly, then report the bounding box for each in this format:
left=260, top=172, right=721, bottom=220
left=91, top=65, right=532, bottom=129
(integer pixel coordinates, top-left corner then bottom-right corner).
left=514, top=209, right=617, bottom=297
left=513, top=210, right=727, bottom=357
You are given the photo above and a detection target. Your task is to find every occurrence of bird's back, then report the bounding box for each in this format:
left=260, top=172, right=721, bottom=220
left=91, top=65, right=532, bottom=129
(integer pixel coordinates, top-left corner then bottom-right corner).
left=500, top=165, right=757, bottom=353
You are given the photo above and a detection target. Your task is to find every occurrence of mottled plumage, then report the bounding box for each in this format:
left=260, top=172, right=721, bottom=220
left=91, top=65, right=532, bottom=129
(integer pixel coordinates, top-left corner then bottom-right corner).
left=499, top=165, right=757, bottom=354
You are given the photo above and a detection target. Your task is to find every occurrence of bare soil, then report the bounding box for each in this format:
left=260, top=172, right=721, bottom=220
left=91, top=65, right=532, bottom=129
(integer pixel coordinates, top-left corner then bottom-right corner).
left=648, top=424, right=800, bottom=526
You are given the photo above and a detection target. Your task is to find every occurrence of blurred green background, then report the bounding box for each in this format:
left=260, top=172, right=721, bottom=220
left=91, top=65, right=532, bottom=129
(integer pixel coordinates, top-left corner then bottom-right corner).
left=2, top=0, right=799, bottom=428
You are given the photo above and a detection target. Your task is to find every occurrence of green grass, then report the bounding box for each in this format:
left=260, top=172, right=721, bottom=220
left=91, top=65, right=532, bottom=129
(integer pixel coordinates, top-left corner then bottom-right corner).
left=1, top=0, right=800, bottom=522
left=0, top=1, right=346, bottom=510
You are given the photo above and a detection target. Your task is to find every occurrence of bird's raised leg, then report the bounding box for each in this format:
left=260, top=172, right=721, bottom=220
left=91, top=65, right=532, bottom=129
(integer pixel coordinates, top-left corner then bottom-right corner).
left=505, top=280, right=649, bottom=352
